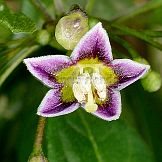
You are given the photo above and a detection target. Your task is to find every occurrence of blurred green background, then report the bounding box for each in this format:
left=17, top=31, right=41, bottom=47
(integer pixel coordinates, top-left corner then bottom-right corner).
left=0, top=0, right=162, bottom=162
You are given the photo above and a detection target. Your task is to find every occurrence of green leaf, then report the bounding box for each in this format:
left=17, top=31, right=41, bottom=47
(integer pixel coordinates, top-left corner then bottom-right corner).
left=47, top=110, right=155, bottom=162
left=124, top=84, right=162, bottom=162
left=0, top=2, right=37, bottom=33
left=109, top=24, right=162, bottom=51
left=0, top=24, right=12, bottom=43
left=89, top=0, right=134, bottom=20
left=0, top=45, right=39, bottom=87
left=110, top=34, right=139, bottom=58
left=113, top=0, right=162, bottom=23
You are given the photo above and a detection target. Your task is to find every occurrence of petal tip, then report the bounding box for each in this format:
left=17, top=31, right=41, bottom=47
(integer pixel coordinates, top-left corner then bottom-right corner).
left=37, top=111, right=44, bottom=117
left=145, top=64, right=150, bottom=71
left=92, top=22, right=106, bottom=33
left=92, top=90, right=121, bottom=121
left=94, top=22, right=102, bottom=28
left=23, top=58, right=34, bottom=72
left=23, top=58, right=30, bottom=66
left=23, top=57, right=38, bottom=70
left=112, top=59, right=151, bottom=90
left=139, top=64, right=150, bottom=78
left=71, top=21, right=113, bottom=63
left=94, top=108, right=121, bottom=122
left=37, top=111, right=52, bottom=117
left=37, top=89, right=79, bottom=118
left=37, top=110, right=52, bottom=117
left=101, top=107, right=121, bottom=121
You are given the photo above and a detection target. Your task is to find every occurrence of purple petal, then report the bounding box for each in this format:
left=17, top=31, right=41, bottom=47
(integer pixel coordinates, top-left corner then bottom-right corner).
left=37, top=89, right=79, bottom=117
left=71, top=22, right=113, bottom=63
left=92, top=89, right=121, bottom=121
left=111, top=59, right=150, bottom=90
left=24, top=55, right=71, bottom=88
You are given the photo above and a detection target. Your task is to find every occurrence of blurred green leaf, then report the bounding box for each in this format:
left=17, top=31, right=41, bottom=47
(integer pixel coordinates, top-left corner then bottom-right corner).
left=0, top=1, right=37, bottom=33
left=124, top=84, right=162, bottom=162
left=0, top=24, right=12, bottom=43
left=0, top=45, right=39, bottom=87
left=47, top=110, right=155, bottom=162
left=113, top=0, right=162, bottom=23
left=0, top=77, right=47, bottom=162
left=89, top=0, right=134, bottom=20
left=141, top=30, right=162, bottom=37
left=110, top=34, right=139, bottom=58
left=109, top=23, right=162, bottom=51
left=21, top=0, right=42, bottom=23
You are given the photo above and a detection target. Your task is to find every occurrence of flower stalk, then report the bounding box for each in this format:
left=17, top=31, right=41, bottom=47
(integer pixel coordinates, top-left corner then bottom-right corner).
left=28, top=117, right=48, bottom=161
left=33, top=116, right=46, bottom=154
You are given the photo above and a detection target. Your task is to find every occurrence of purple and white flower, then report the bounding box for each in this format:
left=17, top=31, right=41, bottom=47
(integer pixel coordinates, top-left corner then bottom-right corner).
left=24, top=22, right=150, bottom=121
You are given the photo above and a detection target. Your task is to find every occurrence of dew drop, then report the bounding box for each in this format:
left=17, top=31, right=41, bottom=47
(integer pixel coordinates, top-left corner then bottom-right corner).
left=73, top=19, right=81, bottom=28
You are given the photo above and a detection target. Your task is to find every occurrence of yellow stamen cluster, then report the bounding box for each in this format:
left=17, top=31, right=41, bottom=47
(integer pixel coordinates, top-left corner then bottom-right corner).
left=72, top=66, right=107, bottom=113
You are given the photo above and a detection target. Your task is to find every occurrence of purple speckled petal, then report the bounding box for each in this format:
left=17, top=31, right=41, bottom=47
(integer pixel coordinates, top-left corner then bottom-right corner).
left=24, top=55, right=71, bottom=88
left=37, top=89, right=79, bottom=117
left=92, top=88, right=121, bottom=121
left=111, top=59, right=150, bottom=90
left=71, top=22, right=113, bottom=63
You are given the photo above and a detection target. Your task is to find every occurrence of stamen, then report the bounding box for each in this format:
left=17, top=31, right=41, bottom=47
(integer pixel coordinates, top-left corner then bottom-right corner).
left=73, top=83, right=86, bottom=103
left=72, top=68, right=107, bottom=113
left=72, top=72, right=91, bottom=103
left=92, top=72, right=106, bottom=101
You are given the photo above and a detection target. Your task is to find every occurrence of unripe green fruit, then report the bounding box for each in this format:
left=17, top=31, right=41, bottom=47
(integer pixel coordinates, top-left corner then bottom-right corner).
left=141, top=71, right=161, bottom=92
left=55, top=10, right=89, bottom=50
left=36, top=30, right=50, bottom=46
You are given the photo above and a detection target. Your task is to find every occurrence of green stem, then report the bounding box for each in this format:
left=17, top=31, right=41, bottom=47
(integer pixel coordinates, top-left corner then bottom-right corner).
left=33, top=117, right=46, bottom=154
left=85, top=0, right=95, bottom=14
left=112, top=0, right=162, bottom=23
left=0, top=45, right=39, bottom=87
left=28, top=117, right=47, bottom=161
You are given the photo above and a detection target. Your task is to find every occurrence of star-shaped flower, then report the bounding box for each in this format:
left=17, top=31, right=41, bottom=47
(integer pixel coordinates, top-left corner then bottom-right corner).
left=24, top=22, right=150, bottom=121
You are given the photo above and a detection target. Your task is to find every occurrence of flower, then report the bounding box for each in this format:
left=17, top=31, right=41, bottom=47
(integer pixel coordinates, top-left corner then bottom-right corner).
left=24, top=22, right=150, bottom=121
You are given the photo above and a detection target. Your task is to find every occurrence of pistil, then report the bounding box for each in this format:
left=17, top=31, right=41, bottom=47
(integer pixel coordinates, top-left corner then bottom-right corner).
left=85, top=86, right=98, bottom=113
